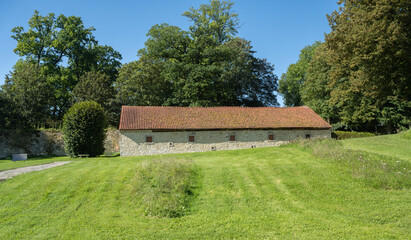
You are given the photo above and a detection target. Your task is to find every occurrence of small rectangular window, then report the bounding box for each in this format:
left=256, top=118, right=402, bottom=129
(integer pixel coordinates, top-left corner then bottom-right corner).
left=146, top=136, right=152, bottom=142
left=229, top=135, right=236, bottom=141
left=305, top=134, right=311, bottom=139
left=189, top=135, right=195, bottom=142
left=268, top=134, right=274, bottom=140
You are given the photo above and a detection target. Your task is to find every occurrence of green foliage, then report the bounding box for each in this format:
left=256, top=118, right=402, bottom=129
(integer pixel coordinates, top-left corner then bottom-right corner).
left=74, top=70, right=111, bottom=111
left=331, top=131, right=375, bottom=140
left=1, top=60, right=53, bottom=128
left=183, top=0, right=239, bottom=44
left=11, top=10, right=96, bottom=68
left=11, top=11, right=56, bottom=65
left=73, top=71, right=118, bottom=126
left=301, top=139, right=411, bottom=189
left=9, top=10, right=122, bottom=125
left=132, top=159, right=201, bottom=218
left=62, top=101, right=107, bottom=157
left=301, top=43, right=337, bottom=123
left=116, top=0, right=278, bottom=107
left=288, top=0, right=411, bottom=131
left=0, top=91, right=14, bottom=129
left=279, top=41, right=321, bottom=107
left=116, top=55, right=174, bottom=106
left=70, top=44, right=122, bottom=84
left=324, top=0, right=411, bottom=130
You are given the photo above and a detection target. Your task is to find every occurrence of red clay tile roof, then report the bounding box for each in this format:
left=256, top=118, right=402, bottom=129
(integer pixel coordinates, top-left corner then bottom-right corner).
left=119, top=106, right=332, bottom=130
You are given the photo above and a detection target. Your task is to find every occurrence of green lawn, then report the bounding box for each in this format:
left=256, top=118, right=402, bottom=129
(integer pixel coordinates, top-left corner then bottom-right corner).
left=342, top=133, right=411, bottom=162
left=0, top=134, right=410, bottom=239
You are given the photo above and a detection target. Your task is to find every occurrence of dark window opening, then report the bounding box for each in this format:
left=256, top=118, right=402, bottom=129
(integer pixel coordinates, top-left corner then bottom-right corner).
left=305, top=134, right=311, bottom=139
left=229, top=135, right=236, bottom=141
left=189, top=135, right=195, bottom=142
left=268, top=134, right=274, bottom=140
left=146, top=136, right=152, bottom=142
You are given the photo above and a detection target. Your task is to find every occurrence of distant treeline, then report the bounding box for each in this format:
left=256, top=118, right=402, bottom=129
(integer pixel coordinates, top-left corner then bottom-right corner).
left=1, top=0, right=409, bottom=133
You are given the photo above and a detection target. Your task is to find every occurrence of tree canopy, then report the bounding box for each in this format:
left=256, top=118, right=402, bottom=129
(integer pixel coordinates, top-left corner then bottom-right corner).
left=73, top=71, right=118, bottom=126
left=279, top=41, right=321, bottom=107
left=117, top=0, right=278, bottom=108
left=1, top=60, right=53, bottom=128
left=3, top=0, right=409, bottom=133
left=287, top=0, right=411, bottom=131
left=324, top=0, right=411, bottom=131
left=2, top=10, right=122, bottom=129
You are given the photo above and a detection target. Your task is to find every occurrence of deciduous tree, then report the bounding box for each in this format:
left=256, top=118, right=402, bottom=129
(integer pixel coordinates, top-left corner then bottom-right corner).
left=2, top=60, right=53, bottom=128
left=9, top=10, right=122, bottom=124
left=117, top=0, right=278, bottom=108
left=279, top=41, right=321, bottom=107
left=73, top=71, right=118, bottom=126
left=325, top=0, right=411, bottom=130
left=301, top=43, right=337, bottom=124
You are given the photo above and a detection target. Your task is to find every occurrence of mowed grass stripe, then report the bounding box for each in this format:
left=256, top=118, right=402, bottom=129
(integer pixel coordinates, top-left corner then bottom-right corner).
left=0, top=135, right=410, bottom=239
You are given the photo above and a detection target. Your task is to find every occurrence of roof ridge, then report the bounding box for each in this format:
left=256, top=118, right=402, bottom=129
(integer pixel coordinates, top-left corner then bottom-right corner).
left=119, top=105, right=332, bottom=130
left=122, top=105, right=295, bottom=109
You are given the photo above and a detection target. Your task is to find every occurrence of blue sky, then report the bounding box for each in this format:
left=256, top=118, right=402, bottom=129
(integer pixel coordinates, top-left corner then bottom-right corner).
left=0, top=0, right=340, bottom=105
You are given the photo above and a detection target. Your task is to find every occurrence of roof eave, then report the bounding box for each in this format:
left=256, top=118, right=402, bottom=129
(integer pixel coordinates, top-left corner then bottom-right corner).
left=119, top=127, right=332, bottom=131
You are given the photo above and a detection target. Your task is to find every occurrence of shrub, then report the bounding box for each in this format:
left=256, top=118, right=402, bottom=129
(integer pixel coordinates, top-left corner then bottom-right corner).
left=300, top=139, right=411, bottom=190
left=62, top=101, right=107, bottom=157
left=332, top=131, right=375, bottom=140
left=132, top=159, right=201, bottom=218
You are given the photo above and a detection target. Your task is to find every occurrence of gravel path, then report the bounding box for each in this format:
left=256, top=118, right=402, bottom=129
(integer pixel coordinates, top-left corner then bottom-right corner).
left=0, top=161, right=72, bottom=181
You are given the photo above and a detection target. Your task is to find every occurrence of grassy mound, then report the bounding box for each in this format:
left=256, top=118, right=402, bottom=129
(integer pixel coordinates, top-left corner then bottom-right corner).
left=132, top=159, right=201, bottom=217
left=300, top=139, right=411, bottom=189
left=399, top=129, right=411, bottom=140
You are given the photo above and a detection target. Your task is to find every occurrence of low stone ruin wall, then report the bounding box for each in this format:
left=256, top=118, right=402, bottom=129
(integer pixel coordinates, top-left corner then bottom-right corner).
left=0, top=130, right=119, bottom=159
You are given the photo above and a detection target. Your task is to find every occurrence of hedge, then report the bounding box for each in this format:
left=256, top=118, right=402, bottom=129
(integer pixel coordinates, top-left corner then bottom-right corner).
left=332, top=131, right=375, bottom=140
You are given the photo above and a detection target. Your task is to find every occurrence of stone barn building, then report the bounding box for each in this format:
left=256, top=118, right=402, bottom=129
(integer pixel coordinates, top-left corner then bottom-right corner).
left=119, top=106, right=332, bottom=156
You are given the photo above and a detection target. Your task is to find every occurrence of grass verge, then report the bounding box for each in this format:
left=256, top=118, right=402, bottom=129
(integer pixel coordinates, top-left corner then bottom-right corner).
left=132, top=159, right=201, bottom=218
left=342, top=131, right=411, bottom=162
left=300, top=139, right=411, bottom=189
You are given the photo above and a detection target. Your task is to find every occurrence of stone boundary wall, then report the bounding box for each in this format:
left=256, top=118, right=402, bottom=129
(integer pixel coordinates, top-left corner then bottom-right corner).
left=120, top=129, right=331, bottom=156
left=0, top=130, right=120, bottom=159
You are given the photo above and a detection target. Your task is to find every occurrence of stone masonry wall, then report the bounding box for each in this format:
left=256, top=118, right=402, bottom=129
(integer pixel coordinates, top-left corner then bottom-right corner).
left=0, top=131, right=65, bottom=158
left=120, top=129, right=331, bottom=156
left=0, top=130, right=120, bottom=159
